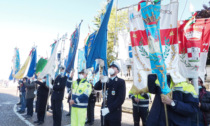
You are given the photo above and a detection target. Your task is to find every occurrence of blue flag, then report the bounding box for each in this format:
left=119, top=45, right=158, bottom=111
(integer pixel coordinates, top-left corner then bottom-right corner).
left=65, top=21, right=82, bottom=73
left=85, top=32, right=97, bottom=60
left=78, top=49, right=86, bottom=73
left=27, top=48, right=37, bottom=77
left=9, top=69, right=13, bottom=81
left=86, top=0, right=114, bottom=76
left=140, top=1, right=170, bottom=95
left=15, top=48, right=20, bottom=74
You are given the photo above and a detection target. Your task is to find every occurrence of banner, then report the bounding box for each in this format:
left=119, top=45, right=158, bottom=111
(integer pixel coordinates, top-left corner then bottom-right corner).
left=78, top=49, right=86, bottom=72
left=12, top=48, right=20, bottom=76
left=27, top=48, right=37, bottom=77
left=129, top=1, right=185, bottom=90
left=14, top=50, right=32, bottom=79
left=65, top=21, right=82, bottom=73
left=178, top=18, right=210, bottom=82
left=36, top=58, right=48, bottom=74
left=86, top=0, right=114, bottom=76
left=38, top=40, right=60, bottom=80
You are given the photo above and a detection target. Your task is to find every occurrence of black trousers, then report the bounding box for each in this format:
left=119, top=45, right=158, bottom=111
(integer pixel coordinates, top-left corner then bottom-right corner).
left=37, top=111, right=45, bottom=122
left=87, top=101, right=95, bottom=123
left=133, top=106, right=148, bottom=126
left=101, top=115, right=121, bottom=126
left=26, top=98, right=34, bottom=116
left=52, top=99, right=62, bottom=126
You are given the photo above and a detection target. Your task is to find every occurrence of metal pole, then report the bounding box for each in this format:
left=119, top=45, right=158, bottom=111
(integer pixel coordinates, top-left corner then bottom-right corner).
left=114, top=0, right=118, bottom=45
left=193, top=78, right=199, bottom=94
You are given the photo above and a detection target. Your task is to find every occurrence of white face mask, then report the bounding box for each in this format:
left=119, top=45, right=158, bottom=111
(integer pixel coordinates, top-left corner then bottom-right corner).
left=60, top=72, right=64, bottom=76
left=42, top=79, right=46, bottom=82
left=79, top=74, right=84, bottom=79
left=108, top=68, right=115, bottom=76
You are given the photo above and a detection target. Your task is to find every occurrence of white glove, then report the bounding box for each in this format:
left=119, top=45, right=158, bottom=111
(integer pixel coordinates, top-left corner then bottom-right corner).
left=49, top=84, right=53, bottom=89
left=101, top=76, right=109, bottom=83
left=101, top=107, right=109, bottom=116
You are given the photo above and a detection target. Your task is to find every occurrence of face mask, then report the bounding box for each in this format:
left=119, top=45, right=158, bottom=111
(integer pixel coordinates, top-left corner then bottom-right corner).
left=60, top=72, right=64, bottom=76
left=42, top=79, right=46, bottom=82
left=79, top=74, right=84, bottom=79
left=108, top=68, right=115, bottom=76
left=198, top=86, right=202, bottom=89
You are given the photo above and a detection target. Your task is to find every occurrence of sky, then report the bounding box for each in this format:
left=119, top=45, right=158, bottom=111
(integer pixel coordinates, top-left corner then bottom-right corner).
left=0, top=0, right=206, bottom=80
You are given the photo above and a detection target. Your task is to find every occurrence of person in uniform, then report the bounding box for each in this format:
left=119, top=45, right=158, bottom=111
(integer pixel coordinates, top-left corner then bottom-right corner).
left=129, top=90, right=150, bottom=126
left=69, top=69, right=92, bottom=126
left=94, top=61, right=126, bottom=126
left=51, top=66, right=69, bottom=126
left=86, top=80, right=97, bottom=125
left=133, top=74, right=199, bottom=126
left=34, top=76, right=49, bottom=125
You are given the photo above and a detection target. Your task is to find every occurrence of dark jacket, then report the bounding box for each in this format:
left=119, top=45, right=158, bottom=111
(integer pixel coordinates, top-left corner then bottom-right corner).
left=25, top=81, right=35, bottom=99
left=51, top=75, right=68, bottom=101
left=94, top=76, right=126, bottom=121
left=146, top=75, right=199, bottom=126
left=192, top=86, right=210, bottom=126
left=35, top=81, right=49, bottom=113
left=20, top=81, right=26, bottom=93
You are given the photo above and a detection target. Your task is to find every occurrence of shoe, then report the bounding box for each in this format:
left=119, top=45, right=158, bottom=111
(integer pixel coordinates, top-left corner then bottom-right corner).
left=34, top=120, right=39, bottom=123
left=85, top=120, right=90, bottom=124
left=89, top=122, right=94, bottom=125
left=25, top=115, right=32, bottom=119
left=37, top=121, right=44, bottom=125
left=16, top=102, right=21, bottom=105
left=18, top=111, right=25, bottom=114
left=66, top=113, right=70, bottom=116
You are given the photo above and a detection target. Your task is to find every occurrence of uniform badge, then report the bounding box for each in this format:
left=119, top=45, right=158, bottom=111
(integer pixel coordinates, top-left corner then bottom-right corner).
left=79, top=90, right=82, bottom=93
left=58, top=83, right=60, bottom=85
left=115, top=78, right=118, bottom=81
left=112, top=91, right=115, bottom=95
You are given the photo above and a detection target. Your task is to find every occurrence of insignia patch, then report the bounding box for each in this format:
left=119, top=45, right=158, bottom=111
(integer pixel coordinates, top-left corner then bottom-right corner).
left=57, top=83, right=60, bottom=85
left=112, top=91, right=115, bottom=95
left=79, top=90, right=82, bottom=93
left=115, top=78, right=118, bottom=81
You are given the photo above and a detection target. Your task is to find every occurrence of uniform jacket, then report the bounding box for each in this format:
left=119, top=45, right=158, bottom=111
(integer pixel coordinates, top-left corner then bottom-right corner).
left=129, top=91, right=149, bottom=108
left=35, top=81, right=49, bottom=113
left=71, top=78, right=92, bottom=108
left=146, top=75, right=199, bottom=126
left=191, top=86, right=210, bottom=126
left=94, top=76, right=126, bottom=121
left=51, top=74, right=68, bottom=101
left=25, top=81, right=35, bottom=99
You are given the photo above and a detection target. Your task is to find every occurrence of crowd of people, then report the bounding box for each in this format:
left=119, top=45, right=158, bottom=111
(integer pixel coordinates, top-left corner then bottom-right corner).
left=15, top=61, right=210, bottom=126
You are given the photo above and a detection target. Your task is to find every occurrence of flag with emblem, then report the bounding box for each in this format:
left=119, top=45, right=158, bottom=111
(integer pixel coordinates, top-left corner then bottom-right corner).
left=36, top=58, right=48, bottom=75
left=27, top=47, right=37, bottom=77
left=66, top=21, right=82, bottom=73
left=12, top=48, right=20, bottom=76
left=14, top=49, right=33, bottom=79
left=178, top=18, right=210, bottom=82
left=38, top=40, right=60, bottom=80
left=78, top=49, right=86, bottom=72
left=128, top=1, right=185, bottom=92
left=86, top=0, right=114, bottom=76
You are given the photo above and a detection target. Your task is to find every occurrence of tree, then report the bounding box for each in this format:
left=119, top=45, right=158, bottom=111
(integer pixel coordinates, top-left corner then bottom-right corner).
left=93, top=4, right=128, bottom=66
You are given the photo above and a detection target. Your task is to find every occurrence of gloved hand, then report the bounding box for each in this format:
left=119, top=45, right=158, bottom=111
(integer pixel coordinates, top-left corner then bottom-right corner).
left=101, top=107, right=109, bottom=116
left=100, top=76, right=109, bottom=83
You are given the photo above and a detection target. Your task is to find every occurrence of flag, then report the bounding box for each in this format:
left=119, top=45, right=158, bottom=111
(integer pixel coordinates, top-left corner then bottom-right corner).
left=78, top=49, right=86, bottom=72
left=184, top=12, right=197, bottom=31
left=9, top=69, right=13, bottom=81
left=128, top=1, right=185, bottom=92
left=178, top=18, right=210, bottom=82
left=65, top=21, right=82, bottom=73
left=38, top=40, right=60, bottom=80
left=36, top=58, right=48, bottom=74
left=86, top=0, right=114, bottom=76
left=12, top=48, right=20, bottom=75
left=27, top=48, right=37, bottom=77
left=85, top=31, right=97, bottom=60
left=14, top=50, right=32, bottom=79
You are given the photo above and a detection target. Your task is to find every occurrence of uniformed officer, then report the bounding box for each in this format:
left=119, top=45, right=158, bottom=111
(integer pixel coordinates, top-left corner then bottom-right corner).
left=129, top=90, right=149, bottom=126
left=94, top=61, right=126, bottom=126
left=133, top=74, right=199, bottom=126
left=69, top=69, right=92, bottom=126
left=86, top=80, right=96, bottom=125
left=51, top=66, right=69, bottom=126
